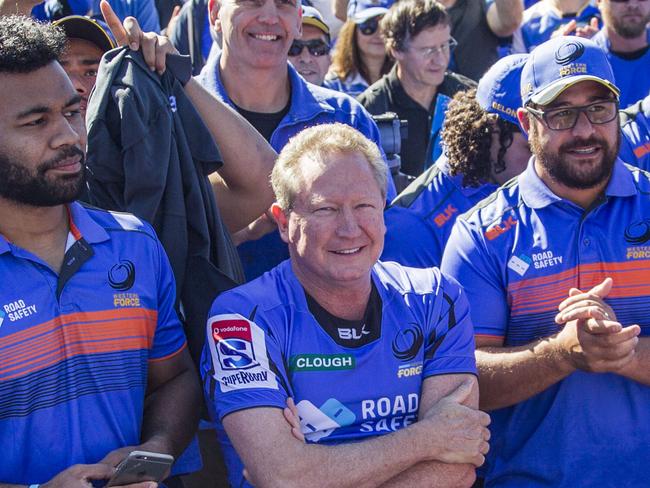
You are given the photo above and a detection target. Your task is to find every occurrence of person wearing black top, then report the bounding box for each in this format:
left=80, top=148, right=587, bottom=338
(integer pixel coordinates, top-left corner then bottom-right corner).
left=358, top=0, right=475, bottom=177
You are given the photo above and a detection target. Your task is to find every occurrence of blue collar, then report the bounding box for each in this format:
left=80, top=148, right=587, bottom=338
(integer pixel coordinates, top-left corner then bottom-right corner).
left=0, top=201, right=109, bottom=256
left=519, top=157, right=637, bottom=209
left=197, top=52, right=337, bottom=122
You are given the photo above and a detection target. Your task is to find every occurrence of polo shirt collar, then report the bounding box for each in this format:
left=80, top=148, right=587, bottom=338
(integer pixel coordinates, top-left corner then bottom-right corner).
left=520, top=157, right=637, bottom=209
left=0, top=201, right=108, bottom=256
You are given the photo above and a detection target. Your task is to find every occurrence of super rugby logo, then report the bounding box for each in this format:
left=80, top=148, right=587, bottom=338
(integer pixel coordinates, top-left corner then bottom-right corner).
left=624, top=220, right=650, bottom=244
left=108, top=260, right=135, bottom=290
left=207, top=313, right=278, bottom=392
left=554, top=41, right=584, bottom=65
left=212, top=320, right=257, bottom=370
left=392, top=324, right=424, bottom=362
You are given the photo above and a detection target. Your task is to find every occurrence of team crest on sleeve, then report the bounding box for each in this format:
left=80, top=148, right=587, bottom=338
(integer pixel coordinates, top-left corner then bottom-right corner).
left=207, top=313, right=278, bottom=392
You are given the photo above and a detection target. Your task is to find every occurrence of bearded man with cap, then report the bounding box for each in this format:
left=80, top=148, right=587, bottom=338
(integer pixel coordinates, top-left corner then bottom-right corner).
left=382, top=53, right=530, bottom=268
left=54, top=15, right=115, bottom=117
left=441, top=35, right=650, bottom=486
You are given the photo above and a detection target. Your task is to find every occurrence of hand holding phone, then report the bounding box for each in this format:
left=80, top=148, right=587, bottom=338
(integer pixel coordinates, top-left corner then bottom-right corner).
left=106, top=450, right=174, bottom=487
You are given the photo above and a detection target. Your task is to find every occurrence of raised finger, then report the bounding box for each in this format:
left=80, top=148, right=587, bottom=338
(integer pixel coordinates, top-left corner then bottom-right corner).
left=123, top=16, right=144, bottom=50
left=100, top=0, right=130, bottom=47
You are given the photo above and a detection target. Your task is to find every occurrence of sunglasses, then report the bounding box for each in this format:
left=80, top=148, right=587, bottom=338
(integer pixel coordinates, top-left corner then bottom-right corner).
left=358, top=16, right=381, bottom=36
left=288, top=39, right=331, bottom=57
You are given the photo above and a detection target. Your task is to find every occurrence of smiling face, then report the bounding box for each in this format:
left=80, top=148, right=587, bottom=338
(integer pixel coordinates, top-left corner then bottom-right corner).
left=275, top=150, right=386, bottom=292
left=393, top=23, right=451, bottom=90
left=213, top=0, right=303, bottom=70
left=0, top=62, right=86, bottom=207
left=288, top=24, right=331, bottom=85
left=523, top=81, right=619, bottom=190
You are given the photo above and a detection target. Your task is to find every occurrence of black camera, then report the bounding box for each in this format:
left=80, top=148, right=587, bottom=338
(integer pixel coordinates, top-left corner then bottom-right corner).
left=371, top=112, right=411, bottom=194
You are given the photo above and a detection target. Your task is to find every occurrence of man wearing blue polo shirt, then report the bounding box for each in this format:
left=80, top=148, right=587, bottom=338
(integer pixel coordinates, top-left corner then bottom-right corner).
left=0, top=16, right=199, bottom=487
left=197, top=0, right=396, bottom=281
left=442, top=36, right=650, bottom=486
left=382, top=54, right=530, bottom=268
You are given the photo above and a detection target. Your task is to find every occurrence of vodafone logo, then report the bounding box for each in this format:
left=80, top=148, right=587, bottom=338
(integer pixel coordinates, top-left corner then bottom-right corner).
left=213, top=324, right=248, bottom=337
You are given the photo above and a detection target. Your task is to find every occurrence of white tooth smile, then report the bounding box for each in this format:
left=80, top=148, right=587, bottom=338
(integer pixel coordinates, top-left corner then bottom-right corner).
left=253, top=34, right=278, bottom=41
left=335, top=248, right=361, bottom=254
left=573, top=147, right=596, bottom=154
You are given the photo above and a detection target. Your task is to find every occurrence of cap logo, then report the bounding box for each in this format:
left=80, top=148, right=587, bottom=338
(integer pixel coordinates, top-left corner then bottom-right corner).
left=554, top=41, right=585, bottom=65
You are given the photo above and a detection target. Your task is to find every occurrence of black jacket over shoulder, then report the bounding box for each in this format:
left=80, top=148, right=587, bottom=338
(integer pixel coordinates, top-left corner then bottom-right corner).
left=85, top=47, right=244, bottom=366
left=358, top=67, right=475, bottom=177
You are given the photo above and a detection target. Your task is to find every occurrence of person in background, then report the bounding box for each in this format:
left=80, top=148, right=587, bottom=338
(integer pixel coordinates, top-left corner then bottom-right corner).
left=382, top=54, right=530, bottom=268
left=358, top=0, right=474, bottom=177
left=288, top=5, right=332, bottom=86
left=592, top=0, right=650, bottom=109
left=442, top=36, right=650, bottom=487
left=54, top=15, right=115, bottom=118
left=620, top=93, right=650, bottom=170
left=197, top=0, right=396, bottom=281
left=324, top=0, right=393, bottom=97
left=512, top=0, right=600, bottom=53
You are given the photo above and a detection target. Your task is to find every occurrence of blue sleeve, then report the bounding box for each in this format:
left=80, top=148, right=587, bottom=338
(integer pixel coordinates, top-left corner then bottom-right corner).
left=440, top=218, right=509, bottom=339
left=422, top=272, right=477, bottom=377
left=150, top=236, right=187, bottom=360
left=621, top=120, right=650, bottom=170
left=201, top=298, right=290, bottom=421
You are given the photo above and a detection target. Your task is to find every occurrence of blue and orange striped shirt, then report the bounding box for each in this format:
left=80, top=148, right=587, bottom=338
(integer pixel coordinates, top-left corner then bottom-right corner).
left=441, top=158, right=650, bottom=486
left=0, top=202, right=186, bottom=484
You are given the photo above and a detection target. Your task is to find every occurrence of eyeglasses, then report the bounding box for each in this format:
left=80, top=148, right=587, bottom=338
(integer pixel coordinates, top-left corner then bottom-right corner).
left=288, top=39, right=331, bottom=57
left=526, top=100, right=619, bottom=130
left=411, top=37, right=458, bottom=58
left=358, top=16, right=381, bottom=36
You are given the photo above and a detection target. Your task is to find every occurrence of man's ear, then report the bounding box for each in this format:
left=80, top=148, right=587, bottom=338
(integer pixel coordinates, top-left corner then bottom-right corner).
left=295, top=6, right=303, bottom=38
left=517, top=107, right=530, bottom=135
left=208, top=0, right=221, bottom=31
left=271, top=203, right=290, bottom=243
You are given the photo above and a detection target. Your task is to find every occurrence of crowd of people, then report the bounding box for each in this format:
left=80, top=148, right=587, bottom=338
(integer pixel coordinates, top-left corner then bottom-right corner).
left=1, top=0, right=650, bottom=486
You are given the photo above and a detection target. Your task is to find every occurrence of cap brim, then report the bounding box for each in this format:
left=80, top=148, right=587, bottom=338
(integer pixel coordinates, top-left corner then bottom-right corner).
left=53, top=16, right=115, bottom=53
left=303, top=17, right=330, bottom=36
left=531, top=75, right=620, bottom=105
left=352, top=7, right=388, bottom=23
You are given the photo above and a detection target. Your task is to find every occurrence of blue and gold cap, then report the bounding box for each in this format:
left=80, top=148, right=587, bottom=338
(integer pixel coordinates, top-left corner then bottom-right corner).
left=476, top=53, right=528, bottom=125
left=520, top=36, right=619, bottom=107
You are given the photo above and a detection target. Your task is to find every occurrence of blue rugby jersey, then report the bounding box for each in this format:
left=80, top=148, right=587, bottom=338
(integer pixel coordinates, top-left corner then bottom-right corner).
left=0, top=202, right=186, bottom=484
left=620, top=94, right=650, bottom=171
left=441, top=159, right=650, bottom=487
left=201, top=259, right=476, bottom=487
left=512, top=0, right=600, bottom=53
left=382, top=156, right=497, bottom=268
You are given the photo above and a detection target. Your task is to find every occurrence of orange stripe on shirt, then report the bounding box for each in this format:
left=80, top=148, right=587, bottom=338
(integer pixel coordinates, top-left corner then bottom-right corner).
left=0, top=308, right=157, bottom=380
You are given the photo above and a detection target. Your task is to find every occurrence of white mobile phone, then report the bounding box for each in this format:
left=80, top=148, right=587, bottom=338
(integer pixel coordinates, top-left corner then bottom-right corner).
left=106, top=450, right=174, bottom=487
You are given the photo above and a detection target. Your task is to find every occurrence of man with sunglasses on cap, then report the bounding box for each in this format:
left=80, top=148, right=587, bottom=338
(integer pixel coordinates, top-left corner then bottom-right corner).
left=197, top=0, right=396, bottom=281
left=288, top=5, right=331, bottom=86
left=53, top=15, right=115, bottom=118
left=359, top=0, right=474, bottom=178
left=382, top=54, right=530, bottom=269
left=441, top=35, right=650, bottom=486
left=592, top=0, right=650, bottom=109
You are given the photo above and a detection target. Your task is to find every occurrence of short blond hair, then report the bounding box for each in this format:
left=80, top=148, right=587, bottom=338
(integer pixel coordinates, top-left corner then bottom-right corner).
left=271, top=123, right=387, bottom=210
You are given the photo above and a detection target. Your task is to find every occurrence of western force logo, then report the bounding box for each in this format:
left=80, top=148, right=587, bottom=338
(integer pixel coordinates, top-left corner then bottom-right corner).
left=108, top=260, right=136, bottom=290
left=555, top=41, right=585, bottom=65
left=392, top=324, right=423, bottom=362
left=207, top=313, right=277, bottom=392
left=624, top=220, right=650, bottom=244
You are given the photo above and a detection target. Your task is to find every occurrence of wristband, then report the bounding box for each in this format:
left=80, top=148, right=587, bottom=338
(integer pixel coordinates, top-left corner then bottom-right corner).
left=29, top=485, right=40, bottom=488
